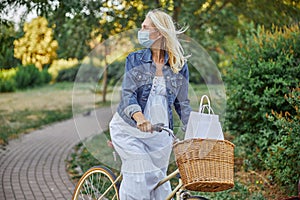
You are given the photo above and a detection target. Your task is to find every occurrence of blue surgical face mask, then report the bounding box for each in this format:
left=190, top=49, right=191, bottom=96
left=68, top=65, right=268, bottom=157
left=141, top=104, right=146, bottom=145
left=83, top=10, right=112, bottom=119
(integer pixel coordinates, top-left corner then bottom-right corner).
left=138, top=30, right=155, bottom=48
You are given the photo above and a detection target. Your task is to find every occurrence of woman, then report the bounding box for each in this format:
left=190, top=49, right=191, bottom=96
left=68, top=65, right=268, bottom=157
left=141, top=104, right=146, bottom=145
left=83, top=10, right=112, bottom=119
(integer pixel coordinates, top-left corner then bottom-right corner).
left=109, top=9, right=192, bottom=199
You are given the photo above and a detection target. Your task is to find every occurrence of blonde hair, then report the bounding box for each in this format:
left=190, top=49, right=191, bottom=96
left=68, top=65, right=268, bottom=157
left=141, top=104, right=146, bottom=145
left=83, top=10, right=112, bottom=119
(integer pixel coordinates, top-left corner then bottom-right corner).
left=147, top=9, right=189, bottom=73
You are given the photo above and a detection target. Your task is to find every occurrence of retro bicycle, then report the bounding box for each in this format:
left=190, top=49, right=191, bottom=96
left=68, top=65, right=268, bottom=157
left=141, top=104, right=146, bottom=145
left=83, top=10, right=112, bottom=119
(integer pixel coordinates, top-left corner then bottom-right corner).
left=72, top=124, right=234, bottom=200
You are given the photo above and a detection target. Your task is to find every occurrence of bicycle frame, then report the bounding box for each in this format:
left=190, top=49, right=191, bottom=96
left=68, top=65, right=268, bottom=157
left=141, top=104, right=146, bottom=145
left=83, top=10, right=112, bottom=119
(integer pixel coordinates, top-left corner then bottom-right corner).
left=154, top=168, right=187, bottom=200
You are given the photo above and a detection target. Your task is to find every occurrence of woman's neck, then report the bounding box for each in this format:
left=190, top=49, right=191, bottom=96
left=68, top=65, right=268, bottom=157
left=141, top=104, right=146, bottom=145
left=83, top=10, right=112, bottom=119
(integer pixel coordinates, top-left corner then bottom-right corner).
left=151, top=48, right=164, bottom=64
left=151, top=48, right=165, bottom=76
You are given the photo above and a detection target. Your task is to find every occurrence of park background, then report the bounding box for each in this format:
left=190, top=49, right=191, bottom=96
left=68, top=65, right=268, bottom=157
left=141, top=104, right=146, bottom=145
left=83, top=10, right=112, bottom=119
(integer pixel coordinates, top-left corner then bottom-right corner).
left=0, top=0, right=299, bottom=199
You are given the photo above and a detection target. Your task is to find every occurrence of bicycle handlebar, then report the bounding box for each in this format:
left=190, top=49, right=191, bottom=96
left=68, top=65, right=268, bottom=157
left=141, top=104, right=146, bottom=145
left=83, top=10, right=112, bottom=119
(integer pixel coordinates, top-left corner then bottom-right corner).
left=151, top=123, right=178, bottom=142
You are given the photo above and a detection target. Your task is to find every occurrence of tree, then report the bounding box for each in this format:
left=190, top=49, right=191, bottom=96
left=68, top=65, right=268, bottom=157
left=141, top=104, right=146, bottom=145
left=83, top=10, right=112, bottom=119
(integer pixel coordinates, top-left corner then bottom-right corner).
left=89, top=0, right=146, bottom=102
left=14, top=16, right=58, bottom=70
left=4, top=0, right=300, bottom=63
left=0, top=20, right=21, bottom=69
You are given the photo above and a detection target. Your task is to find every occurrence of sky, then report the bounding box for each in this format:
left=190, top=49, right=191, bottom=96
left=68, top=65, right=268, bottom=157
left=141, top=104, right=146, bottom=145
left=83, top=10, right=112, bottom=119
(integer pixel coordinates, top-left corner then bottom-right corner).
left=1, top=4, right=38, bottom=30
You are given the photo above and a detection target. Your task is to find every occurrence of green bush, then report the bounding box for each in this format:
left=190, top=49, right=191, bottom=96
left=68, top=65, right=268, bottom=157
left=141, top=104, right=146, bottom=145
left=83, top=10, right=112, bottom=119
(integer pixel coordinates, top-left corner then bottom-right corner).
left=0, top=68, right=17, bottom=92
left=40, top=68, right=52, bottom=84
left=266, top=87, right=300, bottom=194
left=225, top=24, right=300, bottom=194
left=0, top=78, right=16, bottom=92
left=56, top=65, right=79, bottom=82
left=15, top=64, right=51, bottom=89
left=107, top=61, right=125, bottom=85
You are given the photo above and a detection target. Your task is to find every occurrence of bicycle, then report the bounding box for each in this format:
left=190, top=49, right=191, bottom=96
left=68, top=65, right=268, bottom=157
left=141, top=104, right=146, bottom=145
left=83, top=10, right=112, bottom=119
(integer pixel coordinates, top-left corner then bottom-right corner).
left=72, top=124, right=213, bottom=200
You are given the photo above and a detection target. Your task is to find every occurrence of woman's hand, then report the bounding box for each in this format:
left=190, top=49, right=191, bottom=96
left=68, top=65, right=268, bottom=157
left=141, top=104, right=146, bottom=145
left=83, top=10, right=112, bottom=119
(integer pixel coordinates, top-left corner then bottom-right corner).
left=137, top=120, right=152, bottom=132
left=132, top=112, right=152, bottom=132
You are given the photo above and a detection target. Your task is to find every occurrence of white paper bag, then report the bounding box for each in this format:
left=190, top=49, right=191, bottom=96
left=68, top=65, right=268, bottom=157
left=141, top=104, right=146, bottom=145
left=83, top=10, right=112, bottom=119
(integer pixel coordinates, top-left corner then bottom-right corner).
left=185, top=95, right=224, bottom=140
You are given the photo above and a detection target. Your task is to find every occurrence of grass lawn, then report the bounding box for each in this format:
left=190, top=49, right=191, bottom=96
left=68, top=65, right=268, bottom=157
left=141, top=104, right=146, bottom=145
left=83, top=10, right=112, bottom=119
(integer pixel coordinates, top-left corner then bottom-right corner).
left=0, top=82, right=100, bottom=145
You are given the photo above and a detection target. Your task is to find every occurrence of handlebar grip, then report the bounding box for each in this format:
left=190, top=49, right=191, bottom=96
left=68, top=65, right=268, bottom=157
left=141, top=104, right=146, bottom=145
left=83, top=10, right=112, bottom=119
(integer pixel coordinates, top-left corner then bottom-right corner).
left=151, top=123, right=165, bottom=132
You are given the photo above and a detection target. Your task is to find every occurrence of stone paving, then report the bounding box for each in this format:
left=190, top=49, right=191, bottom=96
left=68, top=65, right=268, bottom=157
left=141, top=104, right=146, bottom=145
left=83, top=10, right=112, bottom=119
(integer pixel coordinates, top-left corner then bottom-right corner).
left=0, top=107, right=113, bottom=200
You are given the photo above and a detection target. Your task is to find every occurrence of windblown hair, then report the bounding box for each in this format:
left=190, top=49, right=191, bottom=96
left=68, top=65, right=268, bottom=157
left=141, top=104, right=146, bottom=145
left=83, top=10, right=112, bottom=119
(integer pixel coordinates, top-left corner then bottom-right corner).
left=147, top=9, right=189, bottom=73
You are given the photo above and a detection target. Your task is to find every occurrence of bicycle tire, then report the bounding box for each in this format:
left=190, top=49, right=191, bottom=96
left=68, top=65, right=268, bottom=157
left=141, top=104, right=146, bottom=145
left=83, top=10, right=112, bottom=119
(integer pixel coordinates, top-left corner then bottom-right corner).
left=72, top=165, right=120, bottom=200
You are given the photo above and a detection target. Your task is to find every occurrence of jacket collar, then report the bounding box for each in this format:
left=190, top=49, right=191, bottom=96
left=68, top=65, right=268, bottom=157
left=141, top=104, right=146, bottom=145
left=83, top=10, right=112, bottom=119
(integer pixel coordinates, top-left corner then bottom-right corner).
left=141, top=48, right=169, bottom=65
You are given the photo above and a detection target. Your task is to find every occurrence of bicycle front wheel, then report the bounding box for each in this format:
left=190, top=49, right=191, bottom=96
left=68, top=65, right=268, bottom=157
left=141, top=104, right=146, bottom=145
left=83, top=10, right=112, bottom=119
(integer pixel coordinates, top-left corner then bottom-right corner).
left=72, top=166, right=120, bottom=200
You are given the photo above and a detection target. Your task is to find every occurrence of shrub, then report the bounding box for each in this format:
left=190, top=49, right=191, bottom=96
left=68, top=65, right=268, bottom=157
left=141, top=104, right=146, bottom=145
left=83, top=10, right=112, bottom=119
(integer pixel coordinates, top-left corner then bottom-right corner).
left=48, top=58, right=79, bottom=81
left=40, top=68, right=52, bottom=84
left=107, top=60, right=125, bottom=85
left=0, top=68, right=17, bottom=92
left=266, top=87, right=300, bottom=194
left=56, top=65, right=79, bottom=82
left=15, top=64, right=51, bottom=89
left=225, top=24, right=300, bottom=194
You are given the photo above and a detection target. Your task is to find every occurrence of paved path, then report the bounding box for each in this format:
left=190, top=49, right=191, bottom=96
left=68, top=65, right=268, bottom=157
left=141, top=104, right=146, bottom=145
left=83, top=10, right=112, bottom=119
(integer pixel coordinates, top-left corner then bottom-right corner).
left=0, top=107, right=114, bottom=200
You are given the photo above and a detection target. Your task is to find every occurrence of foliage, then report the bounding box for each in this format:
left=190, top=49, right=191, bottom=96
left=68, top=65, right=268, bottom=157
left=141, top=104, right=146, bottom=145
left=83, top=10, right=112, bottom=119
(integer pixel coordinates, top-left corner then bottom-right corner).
left=0, top=21, right=21, bottom=69
left=225, top=23, right=300, bottom=194
left=2, top=0, right=300, bottom=70
left=107, top=60, right=125, bottom=86
left=266, top=87, right=300, bottom=194
left=0, top=68, right=17, bottom=92
left=56, top=65, right=80, bottom=82
left=48, top=58, right=79, bottom=81
left=49, top=1, right=144, bottom=59
left=196, top=181, right=265, bottom=200
left=0, top=65, right=51, bottom=92
left=15, top=64, right=51, bottom=89
left=168, top=0, right=300, bottom=69
left=68, top=142, right=101, bottom=179
left=13, top=16, right=58, bottom=70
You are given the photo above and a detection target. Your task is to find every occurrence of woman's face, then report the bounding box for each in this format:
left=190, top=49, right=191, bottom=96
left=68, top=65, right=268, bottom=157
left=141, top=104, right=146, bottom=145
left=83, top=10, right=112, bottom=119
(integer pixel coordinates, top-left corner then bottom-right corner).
left=141, top=17, right=160, bottom=40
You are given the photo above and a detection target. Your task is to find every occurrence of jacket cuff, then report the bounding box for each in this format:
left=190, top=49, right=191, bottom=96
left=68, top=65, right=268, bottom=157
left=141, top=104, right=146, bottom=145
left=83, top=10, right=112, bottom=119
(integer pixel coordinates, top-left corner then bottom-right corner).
left=124, top=104, right=142, bottom=118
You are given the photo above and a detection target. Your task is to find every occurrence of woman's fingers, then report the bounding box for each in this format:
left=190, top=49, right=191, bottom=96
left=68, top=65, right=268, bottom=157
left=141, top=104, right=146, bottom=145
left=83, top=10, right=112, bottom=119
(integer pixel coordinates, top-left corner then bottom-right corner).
left=137, top=120, right=152, bottom=132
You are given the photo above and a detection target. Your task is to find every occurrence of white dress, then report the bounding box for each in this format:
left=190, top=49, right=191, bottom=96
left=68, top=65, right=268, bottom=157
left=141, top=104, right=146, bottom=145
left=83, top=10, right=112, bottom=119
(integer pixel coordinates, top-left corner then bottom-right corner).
left=109, top=76, right=173, bottom=200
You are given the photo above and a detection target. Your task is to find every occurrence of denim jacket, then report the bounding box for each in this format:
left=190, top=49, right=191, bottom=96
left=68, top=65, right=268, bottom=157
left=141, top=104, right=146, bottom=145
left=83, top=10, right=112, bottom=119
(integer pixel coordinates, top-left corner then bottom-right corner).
left=117, top=48, right=192, bottom=131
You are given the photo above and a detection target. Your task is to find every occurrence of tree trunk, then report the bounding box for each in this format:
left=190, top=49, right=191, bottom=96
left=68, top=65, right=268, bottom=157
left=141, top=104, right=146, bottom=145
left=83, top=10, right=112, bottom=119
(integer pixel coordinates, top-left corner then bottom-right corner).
left=102, top=44, right=108, bottom=103
left=173, top=0, right=181, bottom=22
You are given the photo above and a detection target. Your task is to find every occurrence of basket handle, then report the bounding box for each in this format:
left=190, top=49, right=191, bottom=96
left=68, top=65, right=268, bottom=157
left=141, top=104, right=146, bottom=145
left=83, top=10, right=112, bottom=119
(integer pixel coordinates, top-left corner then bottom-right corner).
left=199, top=95, right=214, bottom=114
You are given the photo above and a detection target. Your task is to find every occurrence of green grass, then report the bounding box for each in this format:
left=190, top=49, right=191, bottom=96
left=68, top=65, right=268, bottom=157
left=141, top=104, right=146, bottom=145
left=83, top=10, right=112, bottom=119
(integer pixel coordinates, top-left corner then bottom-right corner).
left=67, top=130, right=121, bottom=180
left=0, top=107, right=73, bottom=144
left=0, top=82, right=98, bottom=145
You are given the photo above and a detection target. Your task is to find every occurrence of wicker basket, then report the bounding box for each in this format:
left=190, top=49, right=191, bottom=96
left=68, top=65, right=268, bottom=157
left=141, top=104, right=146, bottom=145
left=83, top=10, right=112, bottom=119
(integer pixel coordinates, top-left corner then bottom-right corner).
left=173, top=138, right=235, bottom=192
